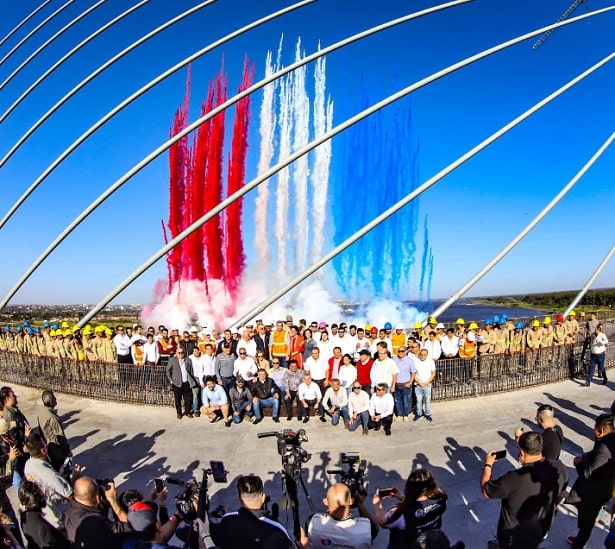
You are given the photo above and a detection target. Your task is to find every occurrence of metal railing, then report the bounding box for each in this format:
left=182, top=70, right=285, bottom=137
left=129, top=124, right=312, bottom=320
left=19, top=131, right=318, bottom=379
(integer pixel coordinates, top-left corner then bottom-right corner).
left=0, top=336, right=612, bottom=406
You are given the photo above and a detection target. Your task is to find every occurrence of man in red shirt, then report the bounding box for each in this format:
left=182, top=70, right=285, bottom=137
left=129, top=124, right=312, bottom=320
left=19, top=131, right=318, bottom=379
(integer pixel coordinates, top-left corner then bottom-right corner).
left=356, top=349, right=373, bottom=393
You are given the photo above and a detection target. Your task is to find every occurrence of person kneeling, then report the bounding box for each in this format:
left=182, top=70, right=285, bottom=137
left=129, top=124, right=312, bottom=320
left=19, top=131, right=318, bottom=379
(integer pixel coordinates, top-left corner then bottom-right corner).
left=368, top=383, right=394, bottom=436
left=322, top=379, right=350, bottom=428
left=201, top=377, right=231, bottom=427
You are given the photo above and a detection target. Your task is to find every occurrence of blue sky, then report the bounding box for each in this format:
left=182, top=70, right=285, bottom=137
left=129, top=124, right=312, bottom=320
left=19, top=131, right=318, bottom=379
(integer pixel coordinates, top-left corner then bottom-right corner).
left=0, top=0, right=613, bottom=306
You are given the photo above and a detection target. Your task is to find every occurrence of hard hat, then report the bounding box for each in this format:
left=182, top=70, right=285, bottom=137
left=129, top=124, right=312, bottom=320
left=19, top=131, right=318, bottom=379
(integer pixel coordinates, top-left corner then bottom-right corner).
left=318, top=321, right=327, bottom=328
left=436, top=323, right=445, bottom=330
left=94, top=325, right=104, bottom=333
left=61, top=321, right=69, bottom=328
left=500, top=314, right=508, bottom=321
left=414, top=322, right=423, bottom=330
left=515, top=322, right=524, bottom=329
left=64, top=329, right=72, bottom=336
left=543, top=316, right=552, bottom=325
left=16, top=326, right=22, bottom=332
left=384, top=322, right=392, bottom=330
left=493, top=316, right=500, bottom=324
left=484, top=318, right=493, bottom=325
left=43, top=322, right=50, bottom=328
left=370, top=327, right=378, bottom=335
left=52, top=324, right=59, bottom=330
left=26, top=328, right=33, bottom=335
left=468, top=322, right=478, bottom=330
left=455, top=318, right=465, bottom=325
left=50, top=330, right=56, bottom=337
left=4, top=326, right=10, bottom=332
left=556, top=314, right=564, bottom=323
left=395, top=323, right=404, bottom=330
left=104, top=328, right=113, bottom=336
left=364, top=324, right=371, bottom=332
left=56, top=330, right=63, bottom=337
left=531, top=320, right=540, bottom=327
left=428, top=317, right=437, bottom=325
left=34, top=327, right=41, bottom=334
left=72, top=324, right=81, bottom=332
left=23, top=321, right=30, bottom=327
left=82, top=327, right=92, bottom=335
left=568, top=311, right=576, bottom=316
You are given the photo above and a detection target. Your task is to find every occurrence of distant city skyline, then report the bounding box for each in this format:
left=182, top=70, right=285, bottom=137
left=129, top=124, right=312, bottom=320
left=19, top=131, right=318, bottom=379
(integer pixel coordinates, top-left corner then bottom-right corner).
left=0, top=0, right=613, bottom=307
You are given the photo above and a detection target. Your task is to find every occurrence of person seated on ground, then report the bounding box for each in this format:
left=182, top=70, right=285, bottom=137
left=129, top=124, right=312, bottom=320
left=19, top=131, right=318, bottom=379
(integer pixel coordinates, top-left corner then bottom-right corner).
left=64, top=476, right=130, bottom=549
left=18, top=479, right=70, bottom=549
left=298, top=373, right=322, bottom=424
left=228, top=376, right=254, bottom=424
left=300, top=482, right=378, bottom=549
left=322, top=379, right=350, bottom=428
left=211, top=475, right=294, bottom=549
left=251, top=369, right=282, bottom=425
left=373, top=469, right=448, bottom=549
left=368, top=383, right=394, bottom=436
left=201, top=376, right=231, bottom=427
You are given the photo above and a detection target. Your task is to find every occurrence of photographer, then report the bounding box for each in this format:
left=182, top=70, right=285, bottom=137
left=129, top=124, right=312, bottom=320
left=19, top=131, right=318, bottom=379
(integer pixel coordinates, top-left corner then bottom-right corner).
left=64, top=476, right=130, bottom=549
left=373, top=469, right=447, bottom=548
left=211, top=475, right=294, bottom=548
left=481, top=431, right=568, bottom=548
left=300, top=483, right=377, bottom=549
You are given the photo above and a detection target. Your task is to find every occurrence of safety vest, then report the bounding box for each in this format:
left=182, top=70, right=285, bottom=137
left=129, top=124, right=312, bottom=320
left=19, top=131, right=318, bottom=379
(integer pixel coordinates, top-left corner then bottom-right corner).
left=391, top=332, right=407, bottom=354
left=133, top=343, right=144, bottom=366
left=459, top=337, right=476, bottom=359
left=271, top=330, right=288, bottom=357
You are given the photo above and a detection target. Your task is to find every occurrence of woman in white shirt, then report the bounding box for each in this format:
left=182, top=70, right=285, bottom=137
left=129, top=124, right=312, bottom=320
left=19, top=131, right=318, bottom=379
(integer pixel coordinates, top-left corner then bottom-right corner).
left=338, top=354, right=358, bottom=395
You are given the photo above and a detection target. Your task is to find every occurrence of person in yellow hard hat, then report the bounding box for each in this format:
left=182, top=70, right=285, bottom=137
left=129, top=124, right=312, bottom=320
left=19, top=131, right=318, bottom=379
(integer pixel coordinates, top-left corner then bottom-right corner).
left=526, top=319, right=543, bottom=370
left=459, top=322, right=478, bottom=379
left=565, top=311, right=579, bottom=345
left=454, top=318, right=466, bottom=340
left=540, top=317, right=554, bottom=366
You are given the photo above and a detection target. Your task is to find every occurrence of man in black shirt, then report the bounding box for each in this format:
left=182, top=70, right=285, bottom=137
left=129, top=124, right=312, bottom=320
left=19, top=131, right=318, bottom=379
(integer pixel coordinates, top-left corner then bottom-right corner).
left=565, top=413, right=615, bottom=548
left=515, top=405, right=564, bottom=461
left=481, top=431, right=568, bottom=548
left=211, top=475, right=294, bottom=548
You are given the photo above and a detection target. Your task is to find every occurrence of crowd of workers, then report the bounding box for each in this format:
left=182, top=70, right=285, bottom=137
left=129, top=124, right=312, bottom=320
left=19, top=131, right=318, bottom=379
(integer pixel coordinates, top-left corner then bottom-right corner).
left=0, top=384, right=613, bottom=548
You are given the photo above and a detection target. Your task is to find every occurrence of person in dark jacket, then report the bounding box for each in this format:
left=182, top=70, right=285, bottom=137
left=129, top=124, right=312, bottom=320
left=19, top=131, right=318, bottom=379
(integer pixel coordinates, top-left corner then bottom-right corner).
left=37, top=390, right=72, bottom=472
left=228, top=377, right=254, bottom=424
left=64, top=476, right=130, bottom=549
left=250, top=369, right=281, bottom=424
left=18, top=480, right=69, bottom=549
left=566, top=413, right=615, bottom=548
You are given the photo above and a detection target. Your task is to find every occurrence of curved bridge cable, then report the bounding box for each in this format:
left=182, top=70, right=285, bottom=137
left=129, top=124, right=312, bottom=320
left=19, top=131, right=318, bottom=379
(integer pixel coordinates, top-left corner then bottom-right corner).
left=229, top=54, right=614, bottom=328
left=0, top=0, right=108, bottom=92
left=0, top=0, right=76, bottom=68
left=0, top=0, right=52, bottom=49
left=78, top=49, right=614, bottom=327
left=0, top=0, right=150, bottom=122
left=564, top=242, right=615, bottom=317
left=430, top=130, right=615, bottom=322
left=0, top=0, right=470, bottom=311
left=0, top=0, right=450, bottom=227
left=0, top=0, right=219, bottom=170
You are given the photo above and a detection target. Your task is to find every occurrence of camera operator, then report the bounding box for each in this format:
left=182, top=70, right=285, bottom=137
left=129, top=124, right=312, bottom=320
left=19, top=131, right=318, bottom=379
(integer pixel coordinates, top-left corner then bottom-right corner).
left=299, top=483, right=378, bottom=549
left=211, top=474, right=294, bottom=548
left=0, top=386, right=30, bottom=490
left=64, top=476, right=130, bottom=549
left=0, top=419, right=24, bottom=546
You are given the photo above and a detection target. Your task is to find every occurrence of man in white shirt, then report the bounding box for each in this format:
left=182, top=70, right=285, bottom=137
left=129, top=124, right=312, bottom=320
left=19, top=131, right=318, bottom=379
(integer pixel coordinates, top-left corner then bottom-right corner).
left=369, top=345, right=399, bottom=395
left=234, top=349, right=257, bottom=382
left=113, top=326, right=133, bottom=364
left=368, top=383, right=395, bottom=436
left=304, top=347, right=329, bottom=422
left=348, top=382, right=371, bottom=434
left=335, top=326, right=356, bottom=357
left=298, top=373, right=322, bottom=424
left=584, top=323, right=608, bottom=386
left=353, top=328, right=371, bottom=361
left=422, top=331, right=442, bottom=361
left=414, top=349, right=436, bottom=422
left=236, top=329, right=257, bottom=358
left=321, top=379, right=350, bottom=427
left=441, top=328, right=460, bottom=359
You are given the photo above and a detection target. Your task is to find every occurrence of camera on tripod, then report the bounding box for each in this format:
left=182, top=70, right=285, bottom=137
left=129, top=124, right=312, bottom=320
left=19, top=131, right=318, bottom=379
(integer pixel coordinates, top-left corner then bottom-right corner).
left=258, top=429, right=311, bottom=480
left=327, top=452, right=367, bottom=506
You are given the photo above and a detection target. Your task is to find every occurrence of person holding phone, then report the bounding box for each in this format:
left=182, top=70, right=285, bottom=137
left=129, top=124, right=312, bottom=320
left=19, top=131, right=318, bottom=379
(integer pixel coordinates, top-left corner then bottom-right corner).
left=372, top=469, right=447, bottom=548
left=481, top=431, right=568, bottom=548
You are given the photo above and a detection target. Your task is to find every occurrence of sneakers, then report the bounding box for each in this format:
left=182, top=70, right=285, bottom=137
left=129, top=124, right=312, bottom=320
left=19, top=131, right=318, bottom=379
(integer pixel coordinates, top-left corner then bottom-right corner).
left=210, top=416, right=221, bottom=423
left=413, top=415, right=422, bottom=421
left=245, top=415, right=254, bottom=423
left=425, top=415, right=433, bottom=422
left=567, top=535, right=577, bottom=545
left=253, top=418, right=262, bottom=425
left=303, top=417, right=309, bottom=423
left=224, top=419, right=232, bottom=428
left=273, top=417, right=280, bottom=423
left=194, top=411, right=201, bottom=417
left=581, top=382, right=590, bottom=387
left=287, top=416, right=293, bottom=421
left=319, top=417, right=327, bottom=423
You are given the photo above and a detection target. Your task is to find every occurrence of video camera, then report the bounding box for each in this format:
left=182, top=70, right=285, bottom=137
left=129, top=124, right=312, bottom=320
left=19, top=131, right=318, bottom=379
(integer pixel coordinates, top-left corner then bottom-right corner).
left=327, top=452, right=367, bottom=506
left=167, top=460, right=227, bottom=523
left=257, top=429, right=311, bottom=480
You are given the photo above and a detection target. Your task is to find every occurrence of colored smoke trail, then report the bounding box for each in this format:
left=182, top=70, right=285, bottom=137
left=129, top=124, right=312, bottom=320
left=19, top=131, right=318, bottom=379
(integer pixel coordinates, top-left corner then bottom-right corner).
left=418, top=214, right=431, bottom=307
left=331, top=82, right=422, bottom=300
left=292, top=39, right=310, bottom=273
left=310, top=51, right=333, bottom=277
left=274, top=71, right=293, bottom=287
left=254, top=49, right=277, bottom=272
left=225, top=57, right=254, bottom=298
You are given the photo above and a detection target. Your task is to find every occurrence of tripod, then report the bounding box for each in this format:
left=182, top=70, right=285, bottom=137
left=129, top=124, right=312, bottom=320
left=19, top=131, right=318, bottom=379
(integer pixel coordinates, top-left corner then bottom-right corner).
left=281, top=456, right=313, bottom=539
